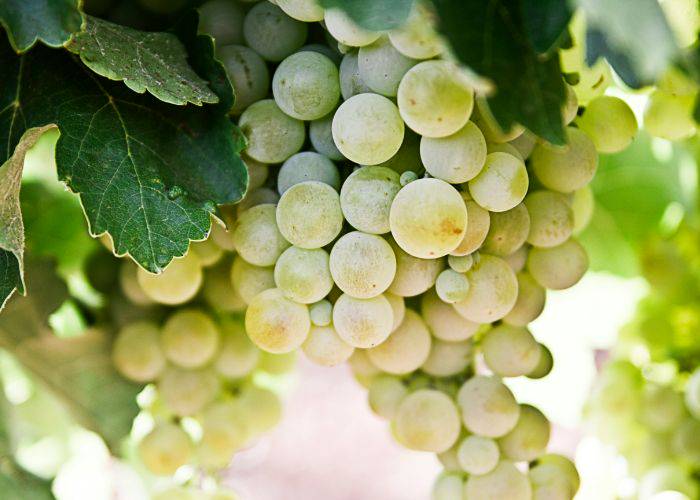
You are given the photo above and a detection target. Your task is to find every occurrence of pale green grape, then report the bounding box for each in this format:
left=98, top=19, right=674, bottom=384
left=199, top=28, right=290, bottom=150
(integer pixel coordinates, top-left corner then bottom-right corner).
left=324, top=8, right=380, bottom=47
left=198, top=0, right=244, bottom=46
left=231, top=256, right=275, bottom=304
left=420, top=121, right=487, bottom=183
left=437, top=441, right=462, bottom=472
left=562, top=83, right=579, bottom=125
left=644, top=90, right=697, bottom=141
left=684, top=367, right=700, bottom=418
left=571, top=185, right=594, bottom=235
left=388, top=3, right=442, bottom=59
left=453, top=254, right=518, bottom=323
left=481, top=203, right=531, bottom=256
left=278, top=152, right=340, bottom=195
left=451, top=196, right=490, bottom=256
left=457, top=375, right=520, bottom=437
left=259, top=350, right=297, bottom=375
left=468, top=152, right=529, bottom=212
left=245, top=288, right=310, bottom=353
left=421, top=288, right=479, bottom=341
left=310, top=114, right=345, bottom=161
left=276, top=181, right=344, bottom=248
left=137, top=252, right=203, bottom=305
left=385, top=292, right=405, bottom=331
left=399, top=171, right=418, bottom=186
left=238, top=99, right=305, bottom=163
left=397, top=60, right=474, bottom=138
left=481, top=324, right=540, bottom=377
left=214, top=318, right=260, bottom=379
left=348, top=349, right=381, bottom=387
left=367, top=309, right=431, bottom=374
left=272, top=51, right=340, bottom=120
left=536, top=454, right=580, bottom=495
left=274, top=246, right=333, bottom=304
left=498, top=404, right=550, bottom=461
left=358, top=36, right=418, bottom=96
left=162, top=309, right=220, bottom=369
left=527, top=343, right=553, bottom=379
left=390, top=178, right=467, bottom=258
left=509, top=130, right=537, bottom=159
left=276, top=0, right=324, bottom=21
left=448, top=254, right=473, bottom=273
left=464, top=460, right=532, bottom=500
left=202, top=261, right=247, bottom=313
left=138, top=422, right=193, bottom=475
left=233, top=204, right=290, bottom=266
left=309, top=299, right=333, bottom=326
left=435, top=269, right=470, bottom=304
left=243, top=2, right=307, bottom=61
left=421, top=338, right=472, bottom=377
left=457, top=435, right=499, bottom=475
left=527, top=238, right=588, bottom=290
left=431, top=473, right=463, bottom=500
left=487, top=141, right=523, bottom=161
left=503, top=272, right=547, bottom=326
left=576, top=95, right=637, bottom=153
left=368, top=374, right=408, bottom=419
left=302, top=324, right=355, bottom=366
left=158, top=366, right=220, bottom=416
left=639, top=383, right=685, bottom=432
left=119, top=261, right=154, bottom=306
left=472, top=98, right=524, bottom=143
left=376, top=128, right=424, bottom=174
left=388, top=238, right=444, bottom=296
left=340, top=166, right=401, bottom=234
left=113, top=322, right=165, bottom=382
left=234, top=385, right=283, bottom=436
left=218, top=45, right=270, bottom=115
left=505, top=245, right=529, bottom=273
left=332, top=93, right=404, bottom=164
left=329, top=232, right=396, bottom=298
left=530, top=462, right=577, bottom=500
left=332, top=293, right=394, bottom=348
left=197, top=400, right=250, bottom=469
left=338, top=51, right=372, bottom=99
left=236, top=187, right=280, bottom=216
left=190, top=237, right=223, bottom=267
left=524, top=190, right=574, bottom=248
left=210, top=220, right=236, bottom=252
left=393, top=389, right=461, bottom=452
left=531, top=127, right=598, bottom=193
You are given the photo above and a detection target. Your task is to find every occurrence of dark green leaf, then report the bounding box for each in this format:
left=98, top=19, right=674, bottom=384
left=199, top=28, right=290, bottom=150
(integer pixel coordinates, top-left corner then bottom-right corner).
left=521, top=0, right=573, bottom=54
left=0, top=0, right=82, bottom=52
left=432, top=0, right=567, bottom=144
left=320, top=0, right=414, bottom=31
left=67, top=16, right=219, bottom=106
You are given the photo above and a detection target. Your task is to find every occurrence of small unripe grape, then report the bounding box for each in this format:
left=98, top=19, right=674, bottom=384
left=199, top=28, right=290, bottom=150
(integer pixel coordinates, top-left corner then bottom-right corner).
left=274, top=246, right=333, bottom=304
left=113, top=322, right=165, bottom=382
left=527, top=343, right=554, bottom=379
left=340, top=166, right=401, bottom=235
left=503, top=272, right=547, bottom=326
left=338, top=51, right=372, bottom=100
left=277, top=152, right=340, bottom=194
left=448, top=254, right=473, bottom=273
left=245, top=288, right=310, bottom=353
left=527, top=238, right=588, bottom=290
left=421, top=338, right=472, bottom=377
left=457, top=435, right=499, bottom=475
left=302, top=325, right=354, bottom=366
left=524, top=190, right=574, bottom=248
left=464, top=460, right=532, bottom=500
left=531, top=127, right=598, bottom=193
left=161, top=309, right=220, bottom=369
left=243, top=2, right=307, bottom=62
left=450, top=196, right=490, bottom=256
left=231, top=256, right=275, bottom=304
left=309, top=300, right=333, bottom=326
left=498, top=404, right=550, bottom=461
left=399, top=171, right=418, bottom=186
left=420, top=121, right=487, bottom=183
left=137, top=252, right=203, bottom=305
left=435, top=269, right=470, bottom=304
left=388, top=2, right=443, bottom=59
left=158, top=366, right=220, bottom=416
left=324, top=8, right=380, bottom=47
left=468, top=152, right=529, bottom=212
left=138, top=422, right=193, bottom=475
left=388, top=238, right=444, bottom=297
left=332, top=293, right=394, bottom=348
left=358, top=36, right=418, bottom=97
left=576, top=95, right=637, bottom=153
left=239, top=99, right=305, bottom=163
left=457, top=375, right=520, bottom=437
left=218, top=45, right=269, bottom=115
left=481, top=203, right=531, bottom=256
left=368, top=375, right=408, bottom=419
left=214, top=318, right=260, bottom=379
left=233, top=204, right=290, bottom=267
left=453, top=254, right=518, bottom=323
left=367, top=310, right=431, bottom=374
left=421, top=289, right=479, bottom=341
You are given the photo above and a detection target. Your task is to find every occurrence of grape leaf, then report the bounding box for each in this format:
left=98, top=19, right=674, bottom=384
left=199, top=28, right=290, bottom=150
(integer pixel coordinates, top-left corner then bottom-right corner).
left=320, top=0, right=414, bottom=31
left=0, top=0, right=82, bottom=52
left=67, top=15, right=219, bottom=106
left=0, top=41, right=247, bottom=275
left=521, top=0, right=572, bottom=54
left=431, top=0, right=566, bottom=145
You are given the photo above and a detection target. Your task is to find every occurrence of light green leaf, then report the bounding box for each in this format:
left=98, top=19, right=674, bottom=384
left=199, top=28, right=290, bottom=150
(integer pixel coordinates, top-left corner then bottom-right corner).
left=0, top=0, right=82, bottom=52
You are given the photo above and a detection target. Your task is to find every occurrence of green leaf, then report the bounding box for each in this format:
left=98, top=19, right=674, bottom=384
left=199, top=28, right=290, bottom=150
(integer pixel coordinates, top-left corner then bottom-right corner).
left=432, top=0, right=566, bottom=144
left=320, top=0, right=414, bottom=31
left=67, top=16, right=219, bottom=107
left=0, top=0, right=82, bottom=52
left=0, top=42, right=247, bottom=275
left=521, top=0, right=572, bottom=54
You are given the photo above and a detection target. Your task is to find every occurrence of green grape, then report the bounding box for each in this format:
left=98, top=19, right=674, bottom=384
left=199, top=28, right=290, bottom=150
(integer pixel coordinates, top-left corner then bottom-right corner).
left=529, top=463, right=575, bottom=500
left=576, top=95, right=637, bottom=154
left=197, top=400, right=250, bottom=469
left=113, top=322, right=165, bottom=382
left=437, top=441, right=463, bottom=472
left=137, top=252, right=203, bottom=305
left=238, top=99, right=305, bottom=163
left=298, top=43, right=341, bottom=64
left=190, top=238, right=223, bottom=267
left=309, top=299, right=333, bottom=326
left=524, top=190, right=574, bottom=248
left=338, top=51, right=372, bottom=99
left=332, top=93, right=405, bottom=165
left=348, top=349, right=381, bottom=387
left=245, top=288, right=310, bottom=353
left=457, top=435, right=499, bottom=475
left=276, top=0, right=324, bottom=21
left=399, top=171, right=418, bottom=186
left=138, top=422, right=193, bottom=476
left=527, top=343, right=553, bottom=379
left=481, top=203, right=531, bottom=256
left=274, top=246, right=333, bottom=304
left=390, top=178, right=467, bottom=258
left=368, top=374, right=408, bottom=419
left=276, top=181, right=344, bottom=249
left=272, top=51, right=340, bottom=120
left=385, top=292, right=405, bottom=331
left=468, top=152, right=529, bottom=212
left=236, top=187, right=280, bottom=216
left=644, top=90, right=697, bottom=141
left=531, top=127, right=598, bottom=193
left=231, top=256, right=275, bottom=304
left=497, top=404, right=550, bottom=461
left=453, top=254, right=518, bottom=323
left=388, top=238, right=444, bottom=296
left=421, top=338, right=472, bottom=377
left=376, top=128, right=424, bottom=174
left=243, top=2, right=308, bottom=62
left=527, top=238, right=588, bottom=290
left=397, top=60, right=474, bottom=138
left=158, top=366, right=220, bottom=416
left=685, top=368, right=700, bottom=418
left=367, top=309, right=431, bottom=374
left=421, top=288, right=480, bottom=341
left=310, top=114, right=346, bottom=161
left=258, top=350, right=297, bottom=375
left=571, top=185, right=594, bottom=235
left=302, top=324, right=355, bottom=366
left=340, top=166, right=401, bottom=234
left=562, top=83, right=579, bottom=126
left=481, top=324, right=540, bottom=377
left=214, top=318, right=260, bottom=379
left=535, top=454, right=580, bottom=495
left=233, top=204, right=290, bottom=267
left=435, top=269, right=470, bottom=304
left=639, top=383, right=685, bottom=432
left=358, top=36, right=418, bottom=97
left=278, top=153, right=339, bottom=195
left=393, top=389, right=460, bottom=453
left=464, top=461, right=532, bottom=500
left=234, top=385, right=283, bottom=436
left=218, top=45, right=270, bottom=115
left=503, top=272, right=546, bottom=326
left=448, top=254, right=473, bottom=273
left=210, top=220, right=236, bottom=252
left=161, top=309, right=220, bottom=369
left=324, top=8, right=380, bottom=47
left=487, top=141, right=523, bottom=161
left=330, top=231, right=397, bottom=299
left=457, top=376, right=520, bottom=437
left=420, top=121, right=487, bottom=183
left=431, top=473, right=464, bottom=500
left=450, top=196, right=490, bottom=256
left=388, top=2, right=443, bottom=59
left=505, top=245, right=529, bottom=273
left=332, top=293, right=394, bottom=348
left=509, top=130, right=537, bottom=160
left=198, top=0, right=245, bottom=46
left=472, top=98, right=524, bottom=143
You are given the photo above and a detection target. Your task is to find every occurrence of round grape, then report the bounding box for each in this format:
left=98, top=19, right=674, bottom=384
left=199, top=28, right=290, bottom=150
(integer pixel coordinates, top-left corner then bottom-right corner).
left=332, top=293, right=394, bottom=348
left=468, top=152, right=529, bottom=212
left=367, top=309, right=431, bottom=374
left=239, top=99, right=305, bottom=163
left=340, top=166, right=401, bottom=234
left=245, top=288, right=310, bottom=353
left=453, top=254, right=518, bottom=323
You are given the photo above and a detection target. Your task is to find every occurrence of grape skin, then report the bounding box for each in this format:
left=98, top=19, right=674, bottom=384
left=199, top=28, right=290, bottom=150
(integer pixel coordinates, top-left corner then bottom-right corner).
left=385, top=292, right=406, bottom=331
left=138, top=422, right=193, bottom=476
left=231, top=256, right=275, bottom=304
left=527, top=343, right=554, bottom=379
left=338, top=51, right=372, bottom=100
left=113, top=322, right=165, bottom=382
left=481, top=203, right=531, bottom=256
left=503, top=272, right=547, bottom=327
left=238, top=99, right=306, bottom=163
left=453, top=254, right=518, bottom=323
left=464, top=460, right=532, bottom=500
left=198, top=400, right=250, bottom=469
left=388, top=238, right=444, bottom=297
left=531, top=127, right=598, bottom=193
left=309, top=113, right=346, bottom=161
left=274, top=246, right=334, bottom=304
left=468, top=152, right=529, bottom=212
left=457, top=375, right=520, bottom=438
left=431, top=473, right=464, bottom=500
left=388, top=3, right=443, bottom=59
left=421, top=338, right=472, bottom=377
left=367, top=309, right=432, bottom=374
left=218, top=45, right=270, bottom=115
left=161, top=309, right=221, bottom=369
left=243, top=2, right=308, bottom=62
left=358, top=36, right=418, bottom=97
left=421, top=288, right=480, bottom=341
left=309, top=299, right=333, bottom=327
left=435, top=269, right=470, bottom=304
left=277, top=151, right=341, bottom=194
left=393, top=389, right=461, bottom=453
left=245, top=288, right=310, bottom=353
left=497, top=404, right=551, bottom=461
left=214, top=318, right=260, bottom=379
left=340, top=166, right=401, bottom=234
left=332, top=293, right=394, bottom=348
left=524, top=190, right=574, bottom=248
left=368, top=374, right=408, bottom=419
left=137, top=252, right=203, bottom=306
left=324, top=8, right=380, bottom=47
left=158, top=366, right=221, bottom=417
left=450, top=196, right=491, bottom=256
left=276, top=0, right=324, bottom=22
left=302, top=325, right=355, bottom=366
left=198, top=0, right=245, bottom=46
left=233, top=204, right=290, bottom=267
left=420, top=121, right=487, bottom=183
left=457, top=435, right=500, bottom=475
left=527, top=238, right=589, bottom=290
left=481, top=324, right=541, bottom=377
left=576, top=95, right=637, bottom=154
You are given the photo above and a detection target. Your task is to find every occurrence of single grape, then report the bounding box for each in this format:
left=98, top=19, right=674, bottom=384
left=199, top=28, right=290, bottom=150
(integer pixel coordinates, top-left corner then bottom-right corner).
left=527, top=238, right=588, bottom=290
left=234, top=385, right=283, bottom=436
left=453, top=254, right=518, bottom=323
left=338, top=51, right=372, bottom=99
left=218, top=45, right=270, bottom=115
left=113, top=322, right=166, bottom=382
left=503, top=272, right=547, bottom=326
left=137, top=252, right=203, bottom=305
left=302, top=324, right=355, bottom=366
left=330, top=232, right=397, bottom=299
left=481, top=324, right=541, bottom=377
left=527, top=343, right=554, bottom=379
left=309, top=299, right=333, bottom=326
left=233, top=204, right=290, bottom=267
left=388, top=238, right=444, bottom=296
left=576, top=95, right=637, bottom=153
left=644, top=89, right=697, bottom=141
left=457, top=375, right=520, bottom=437
left=236, top=187, right=280, bottom=216
left=531, top=127, right=598, bottom=193
left=385, top=292, right=406, bottom=331
left=399, top=171, right=418, bottom=186
left=277, top=152, right=340, bottom=196
left=367, top=309, right=431, bottom=374
left=420, top=121, right=487, bottom=183
left=348, top=349, right=381, bottom=387
left=509, top=130, right=537, bottom=159
left=161, top=309, right=220, bottom=369
left=274, top=246, right=333, bottom=304
left=435, top=269, right=470, bottom=304
left=158, top=366, right=220, bottom=416
left=392, top=389, right=461, bottom=453
left=457, top=435, right=499, bottom=475
left=238, top=99, right=305, bottom=163
left=214, top=318, right=260, bottom=379
left=497, top=404, right=550, bottom=461
left=231, top=256, right=275, bottom=304
left=529, top=462, right=577, bottom=500
left=243, top=2, right=308, bottom=61
left=388, top=3, right=442, bottom=59
left=276, top=0, right=324, bottom=21
left=535, top=454, right=580, bottom=495
left=368, top=375, right=408, bottom=419
left=309, top=114, right=345, bottom=161
left=203, top=264, right=247, bottom=313
left=358, top=36, right=418, bottom=97
left=571, top=185, right=595, bottom=235
left=504, top=245, right=529, bottom=273
left=324, top=8, right=380, bottom=47
left=468, top=152, right=529, bottom=212
left=245, top=288, right=310, bottom=353
left=198, top=0, right=245, bottom=46
left=421, top=338, right=472, bottom=377
left=340, top=166, right=401, bottom=234
left=464, top=460, right=532, bottom=500
left=437, top=441, right=463, bottom=473
left=138, top=422, right=193, bottom=476
left=431, top=473, right=464, bottom=500
left=332, top=293, right=394, bottom=348
left=450, top=196, right=491, bottom=256
left=210, top=221, right=236, bottom=252
left=562, top=83, right=579, bottom=125
left=190, top=237, right=223, bottom=267
left=448, top=254, right=473, bottom=273
left=524, top=190, right=574, bottom=248
left=481, top=203, right=531, bottom=256
left=197, top=400, right=250, bottom=469
left=421, top=288, right=480, bottom=341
